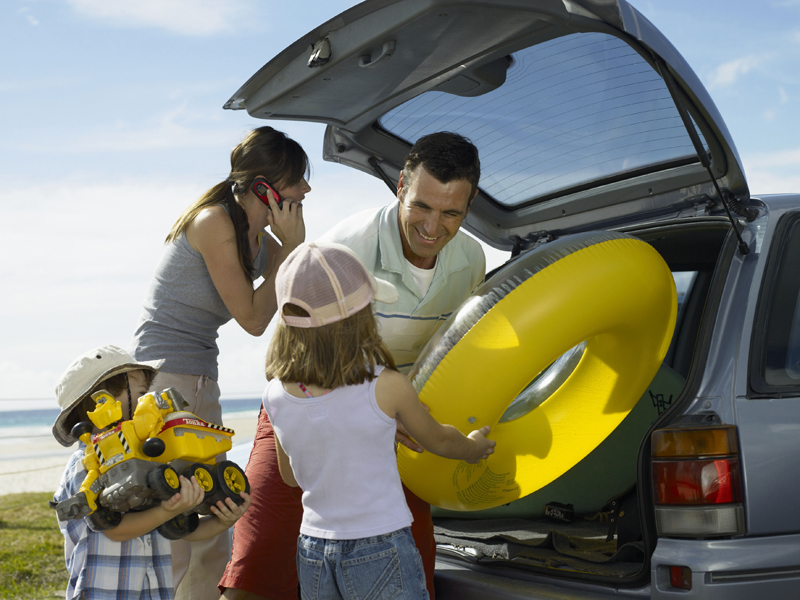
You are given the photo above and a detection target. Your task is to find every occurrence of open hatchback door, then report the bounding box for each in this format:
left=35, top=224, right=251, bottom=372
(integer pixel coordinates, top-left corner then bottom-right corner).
left=225, top=0, right=750, bottom=251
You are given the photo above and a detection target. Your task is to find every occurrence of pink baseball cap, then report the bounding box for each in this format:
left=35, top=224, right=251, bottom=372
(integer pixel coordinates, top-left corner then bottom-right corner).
left=276, top=242, right=398, bottom=328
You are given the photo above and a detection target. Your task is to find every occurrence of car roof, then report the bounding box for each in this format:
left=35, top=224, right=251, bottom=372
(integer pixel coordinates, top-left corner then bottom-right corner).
left=225, top=0, right=749, bottom=250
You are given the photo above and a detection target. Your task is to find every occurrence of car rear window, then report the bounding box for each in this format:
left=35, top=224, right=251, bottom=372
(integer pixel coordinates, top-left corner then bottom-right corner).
left=379, top=31, right=707, bottom=207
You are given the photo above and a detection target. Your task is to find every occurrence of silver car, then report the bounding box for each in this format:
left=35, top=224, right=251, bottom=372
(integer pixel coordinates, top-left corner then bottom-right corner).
left=226, top=0, right=800, bottom=597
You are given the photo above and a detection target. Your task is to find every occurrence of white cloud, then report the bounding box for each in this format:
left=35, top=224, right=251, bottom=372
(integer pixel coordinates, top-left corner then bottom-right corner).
left=763, top=109, right=776, bottom=122
left=746, top=147, right=800, bottom=169
left=66, top=0, right=252, bottom=36
left=779, top=87, right=789, bottom=103
left=16, top=5, right=40, bottom=25
left=747, top=170, right=800, bottom=195
left=743, top=147, right=800, bottom=194
left=707, top=56, right=762, bottom=89
left=0, top=361, right=61, bottom=404
left=0, top=169, right=392, bottom=399
left=17, top=103, right=237, bottom=154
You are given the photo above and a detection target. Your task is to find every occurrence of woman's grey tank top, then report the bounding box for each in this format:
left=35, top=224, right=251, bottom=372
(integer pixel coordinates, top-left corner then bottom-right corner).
left=130, top=226, right=270, bottom=380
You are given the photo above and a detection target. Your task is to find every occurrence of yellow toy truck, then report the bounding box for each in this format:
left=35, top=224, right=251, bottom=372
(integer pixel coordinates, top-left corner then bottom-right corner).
left=54, top=387, right=249, bottom=540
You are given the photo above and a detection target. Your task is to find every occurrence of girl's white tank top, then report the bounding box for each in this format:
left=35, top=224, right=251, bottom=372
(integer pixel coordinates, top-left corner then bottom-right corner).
left=262, top=366, right=413, bottom=539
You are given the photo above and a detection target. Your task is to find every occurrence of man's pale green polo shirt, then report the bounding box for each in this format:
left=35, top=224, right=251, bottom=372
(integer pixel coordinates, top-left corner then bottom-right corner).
left=320, top=201, right=486, bottom=372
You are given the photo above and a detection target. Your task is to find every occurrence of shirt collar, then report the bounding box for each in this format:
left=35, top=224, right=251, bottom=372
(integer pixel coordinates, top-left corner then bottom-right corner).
left=377, top=200, right=472, bottom=276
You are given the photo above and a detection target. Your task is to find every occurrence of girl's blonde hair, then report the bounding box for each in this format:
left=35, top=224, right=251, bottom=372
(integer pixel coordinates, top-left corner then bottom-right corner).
left=266, top=305, right=396, bottom=388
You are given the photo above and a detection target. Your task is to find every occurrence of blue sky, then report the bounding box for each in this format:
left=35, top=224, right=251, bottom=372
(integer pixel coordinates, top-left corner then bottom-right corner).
left=1, top=0, right=799, bottom=406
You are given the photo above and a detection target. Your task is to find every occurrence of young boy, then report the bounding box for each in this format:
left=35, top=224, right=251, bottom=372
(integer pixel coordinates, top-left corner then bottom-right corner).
left=51, top=345, right=251, bottom=600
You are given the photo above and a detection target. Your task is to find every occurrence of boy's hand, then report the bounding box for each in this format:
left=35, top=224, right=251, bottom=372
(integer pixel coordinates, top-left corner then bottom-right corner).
left=161, top=476, right=205, bottom=514
left=465, top=426, right=496, bottom=464
left=209, top=492, right=252, bottom=529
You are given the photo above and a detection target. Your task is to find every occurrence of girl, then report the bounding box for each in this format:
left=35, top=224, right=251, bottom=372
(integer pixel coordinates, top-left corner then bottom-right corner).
left=262, top=242, right=495, bottom=600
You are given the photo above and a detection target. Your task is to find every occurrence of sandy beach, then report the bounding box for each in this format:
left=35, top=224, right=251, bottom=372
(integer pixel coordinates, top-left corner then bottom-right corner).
left=0, top=414, right=259, bottom=496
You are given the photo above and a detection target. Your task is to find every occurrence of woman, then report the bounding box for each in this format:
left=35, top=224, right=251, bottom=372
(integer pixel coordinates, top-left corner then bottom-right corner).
left=129, top=126, right=310, bottom=600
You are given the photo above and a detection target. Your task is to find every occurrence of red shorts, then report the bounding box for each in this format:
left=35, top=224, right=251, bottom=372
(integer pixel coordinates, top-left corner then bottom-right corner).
left=218, top=408, right=436, bottom=600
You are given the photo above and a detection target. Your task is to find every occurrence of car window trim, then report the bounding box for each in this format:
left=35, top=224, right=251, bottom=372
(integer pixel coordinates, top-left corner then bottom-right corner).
left=749, top=211, right=800, bottom=398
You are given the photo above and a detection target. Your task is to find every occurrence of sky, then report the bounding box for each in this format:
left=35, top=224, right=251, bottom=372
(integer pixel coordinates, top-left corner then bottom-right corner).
left=1, top=0, right=799, bottom=408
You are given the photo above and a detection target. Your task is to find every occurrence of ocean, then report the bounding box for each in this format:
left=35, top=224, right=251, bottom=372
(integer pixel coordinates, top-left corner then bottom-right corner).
left=0, top=397, right=262, bottom=447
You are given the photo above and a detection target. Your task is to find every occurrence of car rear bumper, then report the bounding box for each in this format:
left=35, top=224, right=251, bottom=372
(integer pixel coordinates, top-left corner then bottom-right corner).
left=651, top=534, right=800, bottom=598
left=434, top=556, right=650, bottom=599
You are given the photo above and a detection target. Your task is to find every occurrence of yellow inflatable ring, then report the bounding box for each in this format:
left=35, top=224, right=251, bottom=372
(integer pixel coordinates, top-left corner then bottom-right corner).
left=397, top=231, right=677, bottom=511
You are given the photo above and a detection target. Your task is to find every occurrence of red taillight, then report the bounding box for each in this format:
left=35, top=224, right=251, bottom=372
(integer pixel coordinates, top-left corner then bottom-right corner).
left=654, top=458, right=741, bottom=505
left=669, top=566, right=692, bottom=590
left=712, top=459, right=732, bottom=503
left=652, top=425, right=744, bottom=537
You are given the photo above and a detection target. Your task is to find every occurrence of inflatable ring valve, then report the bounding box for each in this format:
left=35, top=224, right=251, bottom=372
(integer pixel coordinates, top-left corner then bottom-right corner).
left=397, top=231, right=677, bottom=511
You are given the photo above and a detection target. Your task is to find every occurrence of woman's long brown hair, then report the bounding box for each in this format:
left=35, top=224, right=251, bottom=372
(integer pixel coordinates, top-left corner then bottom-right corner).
left=166, top=126, right=309, bottom=275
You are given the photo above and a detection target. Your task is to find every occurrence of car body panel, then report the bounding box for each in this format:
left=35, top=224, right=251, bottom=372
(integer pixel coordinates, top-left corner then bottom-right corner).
left=656, top=199, right=800, bottom=537
left=650, top=534, right=800, bottom=598
left=727, top=197, right=800, bottom=535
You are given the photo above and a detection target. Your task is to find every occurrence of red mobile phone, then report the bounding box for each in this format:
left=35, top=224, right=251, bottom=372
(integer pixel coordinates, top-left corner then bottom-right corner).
left=251, top=177, right=283, bottom=209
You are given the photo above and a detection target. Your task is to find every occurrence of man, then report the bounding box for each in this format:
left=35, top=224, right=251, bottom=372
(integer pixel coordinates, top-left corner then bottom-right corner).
left=219, top=132, right=485, bottom=600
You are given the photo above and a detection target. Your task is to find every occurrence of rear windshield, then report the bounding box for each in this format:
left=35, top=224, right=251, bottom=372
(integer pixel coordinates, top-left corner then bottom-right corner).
left=379, top=32, right=706, bottom=207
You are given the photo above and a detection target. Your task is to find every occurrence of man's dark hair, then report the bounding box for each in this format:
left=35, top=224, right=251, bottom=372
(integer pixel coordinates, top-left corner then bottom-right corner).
left=402, top=132, right=481, bottom=201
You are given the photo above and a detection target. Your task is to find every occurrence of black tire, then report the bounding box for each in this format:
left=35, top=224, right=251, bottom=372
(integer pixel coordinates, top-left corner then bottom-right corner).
left=213, top=461, right=250, bottom=506
left=148, top=464, right=181, bottom=501
left=183, top=463, right=216, bottom=495
left=156, top=512, right=199, bottom=540
left=88, top=507, right=122, bottom=531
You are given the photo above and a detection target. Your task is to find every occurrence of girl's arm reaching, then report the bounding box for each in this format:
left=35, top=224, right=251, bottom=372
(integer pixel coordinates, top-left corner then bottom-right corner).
left=375, top=369, right=496, bottom=463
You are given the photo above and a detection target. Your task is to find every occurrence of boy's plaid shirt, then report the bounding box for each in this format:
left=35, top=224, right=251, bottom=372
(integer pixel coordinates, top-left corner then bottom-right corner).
left=54, top=445, right=174, bottom=600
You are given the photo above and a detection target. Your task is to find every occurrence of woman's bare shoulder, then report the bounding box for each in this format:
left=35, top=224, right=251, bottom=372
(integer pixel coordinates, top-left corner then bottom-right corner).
left=186, top=205, right=234, bottom=250
left=192, top=204, right=230, bottom=228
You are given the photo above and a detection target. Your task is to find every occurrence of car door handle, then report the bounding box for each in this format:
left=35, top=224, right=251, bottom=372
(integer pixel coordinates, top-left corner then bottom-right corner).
left=359, top=40, right=396, bottom=68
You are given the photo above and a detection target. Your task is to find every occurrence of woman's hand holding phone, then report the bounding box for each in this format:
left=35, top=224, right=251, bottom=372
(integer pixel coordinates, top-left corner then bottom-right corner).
left=266, top=190, right=305, bottom=253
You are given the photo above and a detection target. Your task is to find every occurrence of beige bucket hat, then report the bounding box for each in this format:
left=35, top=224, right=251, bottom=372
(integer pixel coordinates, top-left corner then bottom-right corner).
left=52, top=345, right=164, bottom=447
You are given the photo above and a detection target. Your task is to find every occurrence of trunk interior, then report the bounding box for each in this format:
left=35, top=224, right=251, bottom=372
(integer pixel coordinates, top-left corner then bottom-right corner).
left=430, top=218, right=732, bottom=580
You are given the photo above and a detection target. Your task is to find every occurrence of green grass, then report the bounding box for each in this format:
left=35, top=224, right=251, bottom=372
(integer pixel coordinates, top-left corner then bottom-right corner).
left=0, top=492, right=68, bottom=600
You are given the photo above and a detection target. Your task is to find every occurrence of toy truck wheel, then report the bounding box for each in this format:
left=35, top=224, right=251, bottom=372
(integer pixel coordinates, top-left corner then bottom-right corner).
left=148, top=464, right=181, bottom=501
left=88, top=507, right=122, bottom=531
left=214, top=461, right=250, bottom=505
left=157, top=512, right=199, bottom=540
left=183, top=463, right=216, bottom=496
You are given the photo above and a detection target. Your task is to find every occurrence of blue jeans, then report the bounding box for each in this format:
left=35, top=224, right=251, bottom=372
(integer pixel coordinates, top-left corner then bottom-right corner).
left=296, top=528, right=430, bottom=600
